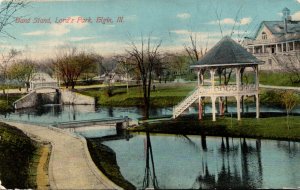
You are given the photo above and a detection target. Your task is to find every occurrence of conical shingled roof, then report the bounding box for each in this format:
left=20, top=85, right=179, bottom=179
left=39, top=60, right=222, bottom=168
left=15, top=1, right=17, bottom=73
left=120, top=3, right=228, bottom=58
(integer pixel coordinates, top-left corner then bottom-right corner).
left=191, top=36, right=264, bottom=68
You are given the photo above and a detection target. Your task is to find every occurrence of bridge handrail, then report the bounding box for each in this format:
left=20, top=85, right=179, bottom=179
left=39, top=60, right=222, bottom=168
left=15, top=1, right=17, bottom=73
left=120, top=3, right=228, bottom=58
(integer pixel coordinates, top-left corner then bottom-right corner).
left=13, top=91, right=36, bottom=106
left=52, top=117, right=128, bottom=127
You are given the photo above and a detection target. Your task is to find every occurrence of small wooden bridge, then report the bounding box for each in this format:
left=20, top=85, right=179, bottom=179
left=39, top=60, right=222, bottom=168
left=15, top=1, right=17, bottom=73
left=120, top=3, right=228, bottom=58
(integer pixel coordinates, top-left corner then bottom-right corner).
left=51, top=117, right=130, bottom=132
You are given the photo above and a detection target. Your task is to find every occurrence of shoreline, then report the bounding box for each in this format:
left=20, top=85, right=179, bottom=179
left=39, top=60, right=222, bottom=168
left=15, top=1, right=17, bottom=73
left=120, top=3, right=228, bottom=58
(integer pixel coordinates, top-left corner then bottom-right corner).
left=129, top=113, right=300, bottom=142
left=0, top=121, right=122, bottom=190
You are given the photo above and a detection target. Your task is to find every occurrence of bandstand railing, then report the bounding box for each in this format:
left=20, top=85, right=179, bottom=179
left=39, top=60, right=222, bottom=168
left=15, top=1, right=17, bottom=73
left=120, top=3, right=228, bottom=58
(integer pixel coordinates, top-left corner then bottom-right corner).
left=199, top=84, right=257, bottom=94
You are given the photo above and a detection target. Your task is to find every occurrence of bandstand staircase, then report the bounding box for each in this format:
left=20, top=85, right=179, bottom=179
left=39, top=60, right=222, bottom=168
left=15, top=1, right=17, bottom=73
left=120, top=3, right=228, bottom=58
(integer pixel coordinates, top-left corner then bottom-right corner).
left=173, top=87, right=199, bottom=118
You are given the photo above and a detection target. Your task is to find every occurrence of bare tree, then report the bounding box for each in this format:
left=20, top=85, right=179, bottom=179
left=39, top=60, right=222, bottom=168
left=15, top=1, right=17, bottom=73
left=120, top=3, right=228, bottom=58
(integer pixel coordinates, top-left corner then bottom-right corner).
left=0, top=0, right=28, bottom=38
left=126, top=35, right=162, bottom=119
left=184, top=33, right=208, bottom=64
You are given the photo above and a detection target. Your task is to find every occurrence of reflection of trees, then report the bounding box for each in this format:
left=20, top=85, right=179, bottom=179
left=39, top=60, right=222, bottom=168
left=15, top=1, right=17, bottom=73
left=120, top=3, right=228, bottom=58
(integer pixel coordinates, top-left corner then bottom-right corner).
left=195, top=138, right=263, bottom=189
left=276, top=141, right=300, bottom=158
left=143, top=131, right=159, bottom=189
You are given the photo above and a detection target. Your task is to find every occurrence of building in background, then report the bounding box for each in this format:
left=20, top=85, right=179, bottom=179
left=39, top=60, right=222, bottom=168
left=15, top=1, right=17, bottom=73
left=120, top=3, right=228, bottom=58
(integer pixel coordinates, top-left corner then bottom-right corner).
left=243, top=8, right=300, bottom=70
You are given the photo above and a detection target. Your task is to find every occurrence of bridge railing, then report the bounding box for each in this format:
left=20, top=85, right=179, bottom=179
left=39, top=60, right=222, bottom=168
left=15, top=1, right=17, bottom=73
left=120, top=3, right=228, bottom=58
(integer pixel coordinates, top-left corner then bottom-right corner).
left=30, top=81, right=59, bottom=90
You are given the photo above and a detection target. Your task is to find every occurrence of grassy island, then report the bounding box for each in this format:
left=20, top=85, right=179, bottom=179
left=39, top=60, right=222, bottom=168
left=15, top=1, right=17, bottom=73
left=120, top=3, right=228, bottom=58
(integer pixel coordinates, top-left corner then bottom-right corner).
left=130, top=113, right=300, bottom=141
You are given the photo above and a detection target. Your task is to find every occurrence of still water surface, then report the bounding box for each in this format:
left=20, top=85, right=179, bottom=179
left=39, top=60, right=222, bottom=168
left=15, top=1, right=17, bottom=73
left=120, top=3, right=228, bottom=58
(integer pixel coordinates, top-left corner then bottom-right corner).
left=103, top=133, right=300, bottom=189
left=2, top=104, right=300, bottom=189
left=2, top=104, right=300, bottom=124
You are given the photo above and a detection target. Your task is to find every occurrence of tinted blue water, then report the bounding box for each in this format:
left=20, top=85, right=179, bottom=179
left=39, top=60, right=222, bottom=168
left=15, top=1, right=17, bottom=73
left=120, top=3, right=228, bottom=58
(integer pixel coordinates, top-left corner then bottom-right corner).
left=103, top=134, right=300, bottom=189
left=2, top=104, right=299, bottom=125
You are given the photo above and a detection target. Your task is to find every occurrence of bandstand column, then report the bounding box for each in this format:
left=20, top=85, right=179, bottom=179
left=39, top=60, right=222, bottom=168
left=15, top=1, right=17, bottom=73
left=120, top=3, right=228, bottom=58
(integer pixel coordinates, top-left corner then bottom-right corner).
left=211, top=96, right=216, bottom=121
left=197, top=70, right=200, bottom=86
left=293, top=41, right=295, bottom=51
left=198, top=96, right=202, bottom=120
left=275, top=44, right=278, bottom=53
left=210, top=69, right=215, bottom=89
left=236, top=95, right=241, bottom=121
left=254, top=65, right=258, bottom=90
left=235, top=67, right=241, bottom=91
left=256, top=94, right=260, bottom=119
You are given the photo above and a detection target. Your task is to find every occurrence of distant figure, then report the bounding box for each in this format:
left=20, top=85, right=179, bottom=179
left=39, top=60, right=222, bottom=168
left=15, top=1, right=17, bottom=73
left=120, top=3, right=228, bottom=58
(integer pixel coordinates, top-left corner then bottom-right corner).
left=153, top=84, right=156, bottom=91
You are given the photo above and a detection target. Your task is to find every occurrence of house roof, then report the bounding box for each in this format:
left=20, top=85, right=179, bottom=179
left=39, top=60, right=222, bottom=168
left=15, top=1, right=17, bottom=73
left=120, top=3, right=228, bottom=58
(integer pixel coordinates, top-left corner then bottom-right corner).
left=254, top=21, right=300, bottom=38
left=191, top=36, right=264, bottom=68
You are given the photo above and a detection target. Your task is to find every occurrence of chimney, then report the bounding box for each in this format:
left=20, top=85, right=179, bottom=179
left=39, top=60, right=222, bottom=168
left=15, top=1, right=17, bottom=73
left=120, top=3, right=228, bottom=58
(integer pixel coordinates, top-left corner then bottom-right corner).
left=282, top=7, right=290, bottom=33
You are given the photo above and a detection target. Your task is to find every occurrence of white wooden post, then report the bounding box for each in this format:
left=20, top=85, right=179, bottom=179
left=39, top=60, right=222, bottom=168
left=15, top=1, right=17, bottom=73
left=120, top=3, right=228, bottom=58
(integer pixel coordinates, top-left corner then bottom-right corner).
left=255, top=65, right=259, bottom=90
left=236, top=95, right=241, bottom=121
left=236, top=67, right=241, bottom=92
left=293, top=41, right=295, bottom=51
left=212, top=96, right=216, bottom=121
left=197, top=70, right=200, bottom=86
left=210, top=69, right=215, bottom=90
left=256, top=94, right=260, bottom=119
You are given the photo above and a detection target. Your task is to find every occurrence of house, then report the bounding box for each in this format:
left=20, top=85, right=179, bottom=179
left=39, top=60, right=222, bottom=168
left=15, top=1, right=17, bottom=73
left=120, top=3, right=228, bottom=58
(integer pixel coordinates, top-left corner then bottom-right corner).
left=243, top=8, right=300, bottom=70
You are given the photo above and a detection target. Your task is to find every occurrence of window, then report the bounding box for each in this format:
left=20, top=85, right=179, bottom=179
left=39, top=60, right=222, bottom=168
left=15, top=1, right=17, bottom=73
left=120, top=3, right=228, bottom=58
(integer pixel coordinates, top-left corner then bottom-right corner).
left=262, top=32, right=267, bottom=40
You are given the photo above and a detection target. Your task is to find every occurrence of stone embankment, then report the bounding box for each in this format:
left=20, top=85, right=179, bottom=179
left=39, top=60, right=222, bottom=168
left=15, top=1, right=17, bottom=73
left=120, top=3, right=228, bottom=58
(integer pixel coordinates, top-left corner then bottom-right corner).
left=13, top=89, right=95, bottom=109
left=60, top=89, right=95, bottom=105
left=2, top=121, right=121, bottom=190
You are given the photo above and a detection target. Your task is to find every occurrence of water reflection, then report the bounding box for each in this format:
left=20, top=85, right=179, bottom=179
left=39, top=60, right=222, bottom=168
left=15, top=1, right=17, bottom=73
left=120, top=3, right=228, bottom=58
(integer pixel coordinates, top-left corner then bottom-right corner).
left=103, top=134, right=300, bottom=189
left=143, top=131, right=159, bottom=189
left=3, top=103, right=299, bottom=125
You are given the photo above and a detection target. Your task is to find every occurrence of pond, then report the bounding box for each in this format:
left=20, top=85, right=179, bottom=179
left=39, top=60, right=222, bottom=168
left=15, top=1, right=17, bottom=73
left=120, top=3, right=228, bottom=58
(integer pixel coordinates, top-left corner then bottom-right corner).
left=103, top=133, right=300, bottom=189
left=1, top=104, right=300, bottom=189
left=2, top=103, right=300, bottom=125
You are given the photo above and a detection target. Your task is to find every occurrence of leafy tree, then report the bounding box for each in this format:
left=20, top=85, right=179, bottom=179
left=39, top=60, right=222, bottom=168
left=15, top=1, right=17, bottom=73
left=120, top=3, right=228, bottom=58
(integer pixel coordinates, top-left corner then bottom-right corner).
left=7, top=59, right=36, bottom=91
left=280, top=90, right=299, bottom=129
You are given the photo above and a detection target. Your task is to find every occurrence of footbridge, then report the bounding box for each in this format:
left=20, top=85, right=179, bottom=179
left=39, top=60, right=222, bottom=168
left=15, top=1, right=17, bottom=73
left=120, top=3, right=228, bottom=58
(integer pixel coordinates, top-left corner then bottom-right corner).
left=52, top=117, right=131, bottom=134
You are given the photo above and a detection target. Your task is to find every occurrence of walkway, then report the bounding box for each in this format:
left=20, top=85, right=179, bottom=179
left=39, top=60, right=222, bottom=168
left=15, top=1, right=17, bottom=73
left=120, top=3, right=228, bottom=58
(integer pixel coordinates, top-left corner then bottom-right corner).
left=260, top=84, right=300, bottom=91
left=3, top=121, right=121, bottom=190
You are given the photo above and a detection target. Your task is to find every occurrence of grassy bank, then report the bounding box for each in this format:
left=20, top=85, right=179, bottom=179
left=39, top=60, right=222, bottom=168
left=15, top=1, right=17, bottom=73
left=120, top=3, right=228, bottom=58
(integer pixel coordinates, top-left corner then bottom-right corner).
left=78, top=82, right=195, bottom=107
left=87, top=138, right=136, bottom=190
left=130, top=114, right=300, bottom=141
left=259, top=71, right=300, bottom=87
left=0, top=122, right=43, bottom=189
left=0, top=94, right=22, bottom=113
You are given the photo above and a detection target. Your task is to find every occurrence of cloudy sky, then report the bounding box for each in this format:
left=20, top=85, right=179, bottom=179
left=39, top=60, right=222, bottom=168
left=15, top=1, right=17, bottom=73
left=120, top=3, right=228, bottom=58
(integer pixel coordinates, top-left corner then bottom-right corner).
left=1, top=0, right=300, bottom=60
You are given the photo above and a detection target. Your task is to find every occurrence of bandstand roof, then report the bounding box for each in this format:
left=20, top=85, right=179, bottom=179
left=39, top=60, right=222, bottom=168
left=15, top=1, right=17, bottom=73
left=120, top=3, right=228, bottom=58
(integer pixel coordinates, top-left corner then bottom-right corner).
left=191, top=36, right=264, bottom=68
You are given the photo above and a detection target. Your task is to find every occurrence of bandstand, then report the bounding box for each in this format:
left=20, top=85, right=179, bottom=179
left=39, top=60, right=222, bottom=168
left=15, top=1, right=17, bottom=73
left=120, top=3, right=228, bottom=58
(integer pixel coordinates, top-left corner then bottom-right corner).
left=173, top=36, right=264, bottom=121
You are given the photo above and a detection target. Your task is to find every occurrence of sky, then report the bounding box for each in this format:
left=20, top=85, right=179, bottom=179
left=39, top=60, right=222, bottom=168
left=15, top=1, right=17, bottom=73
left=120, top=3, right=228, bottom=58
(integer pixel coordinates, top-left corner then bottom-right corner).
left=1, top=0, right=300, bottom=60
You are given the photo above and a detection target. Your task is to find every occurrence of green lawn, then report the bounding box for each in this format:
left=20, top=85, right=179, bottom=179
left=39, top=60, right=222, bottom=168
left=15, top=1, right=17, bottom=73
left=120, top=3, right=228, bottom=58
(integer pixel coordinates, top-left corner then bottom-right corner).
left=259, top=71, right=300, bottom=87
left=78, top=82, right=196, bottom=107
left=0, top=95, right=22, bottom=113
